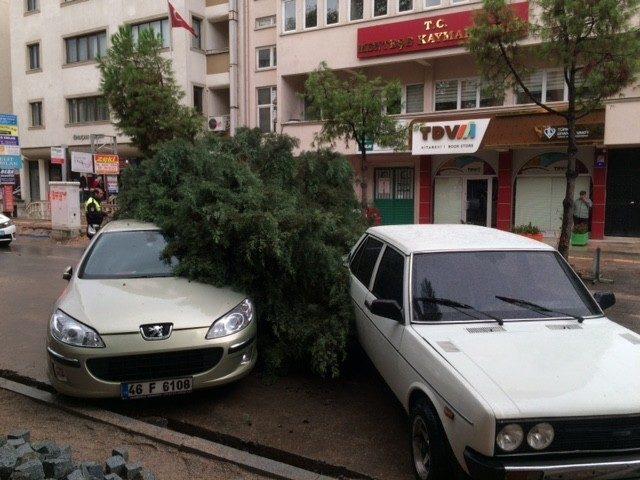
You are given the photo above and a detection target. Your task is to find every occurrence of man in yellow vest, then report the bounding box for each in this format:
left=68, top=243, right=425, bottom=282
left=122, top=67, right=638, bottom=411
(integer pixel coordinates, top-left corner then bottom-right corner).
left=84, top=192, right=104, bottom=236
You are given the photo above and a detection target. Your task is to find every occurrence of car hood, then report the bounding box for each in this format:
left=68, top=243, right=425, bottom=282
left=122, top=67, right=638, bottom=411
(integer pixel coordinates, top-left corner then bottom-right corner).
left=413, top=318, right=640, bottom=419
left=58, top=277, right=246, bottom=334
left=0, top=213, right=9, bottom=223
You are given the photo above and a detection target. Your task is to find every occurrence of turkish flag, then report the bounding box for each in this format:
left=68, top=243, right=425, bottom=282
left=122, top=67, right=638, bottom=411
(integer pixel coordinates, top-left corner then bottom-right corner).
left=168, top=2, right=197, bottom=36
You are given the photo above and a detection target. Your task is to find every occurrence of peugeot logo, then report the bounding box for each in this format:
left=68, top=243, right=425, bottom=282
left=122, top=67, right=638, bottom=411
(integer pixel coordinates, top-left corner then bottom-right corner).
left=140, top=323, right=173, bottom=341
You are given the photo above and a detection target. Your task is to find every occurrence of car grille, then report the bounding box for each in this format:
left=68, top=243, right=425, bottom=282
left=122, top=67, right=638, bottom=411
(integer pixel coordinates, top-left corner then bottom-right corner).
left=86, top=347, right=224, bottom=382
left=497, top=416, right=640, bottom=455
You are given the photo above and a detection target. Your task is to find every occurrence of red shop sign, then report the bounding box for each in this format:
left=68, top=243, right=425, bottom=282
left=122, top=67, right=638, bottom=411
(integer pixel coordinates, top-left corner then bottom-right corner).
left=357, top=2, right=529, bottom=59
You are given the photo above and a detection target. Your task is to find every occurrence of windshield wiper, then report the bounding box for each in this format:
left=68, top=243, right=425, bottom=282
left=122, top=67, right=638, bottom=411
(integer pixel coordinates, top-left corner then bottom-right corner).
left=414, top=297, right=504, bottom=326
left=495, top=295, right=585, bottom=323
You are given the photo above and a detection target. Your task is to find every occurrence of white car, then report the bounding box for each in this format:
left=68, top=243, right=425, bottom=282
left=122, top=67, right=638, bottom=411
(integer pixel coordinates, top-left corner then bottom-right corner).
left=0, top=213, right=16, bottom=245
left=348, top=225, right=640, bottom=480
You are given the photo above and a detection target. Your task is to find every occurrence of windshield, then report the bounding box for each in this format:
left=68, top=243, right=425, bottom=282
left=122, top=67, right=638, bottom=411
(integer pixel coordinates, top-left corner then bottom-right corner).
left=412, top=251, right=599, bottom=322
left=80, top=230, right=178, bottom=279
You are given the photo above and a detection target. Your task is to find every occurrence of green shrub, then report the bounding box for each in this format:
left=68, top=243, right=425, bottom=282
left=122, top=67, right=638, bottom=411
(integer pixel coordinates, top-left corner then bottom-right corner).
left=117, top=129, right=366, bottom=377
left=512, top=223, right=542, bottom=235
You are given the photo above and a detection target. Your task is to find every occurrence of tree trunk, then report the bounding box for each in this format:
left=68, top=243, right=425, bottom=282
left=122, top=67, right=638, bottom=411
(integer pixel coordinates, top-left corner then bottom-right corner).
left=557, top=115, right=578, bottom=259
left=360, top=149, right=368, bottom=210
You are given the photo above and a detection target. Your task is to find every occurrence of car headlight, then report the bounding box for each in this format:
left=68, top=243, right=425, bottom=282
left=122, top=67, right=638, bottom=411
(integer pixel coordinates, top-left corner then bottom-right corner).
left=50, top=310, right=105, bottom=348
left=527, top=423, right=554, bottom=450
left=496, top=424, right=524, bottom=452
left=0, top=220, right=11, bottom=229
left=206, top=299, right=254, bottom=339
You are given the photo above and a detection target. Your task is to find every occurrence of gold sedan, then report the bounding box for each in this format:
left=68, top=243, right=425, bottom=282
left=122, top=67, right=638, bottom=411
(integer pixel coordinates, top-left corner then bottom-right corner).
left=47, top=220, right=257, bottom=399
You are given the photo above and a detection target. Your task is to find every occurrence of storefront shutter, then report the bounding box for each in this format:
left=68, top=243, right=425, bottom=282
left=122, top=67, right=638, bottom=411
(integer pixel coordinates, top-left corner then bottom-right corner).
left=434, top=177, right=462, bottom=224
left=515, top=177, right=553, bottom=232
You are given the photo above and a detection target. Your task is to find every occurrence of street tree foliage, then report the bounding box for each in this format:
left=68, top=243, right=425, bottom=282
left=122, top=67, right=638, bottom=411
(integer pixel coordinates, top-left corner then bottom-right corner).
left=117, top=129, right=366, bottom=377
left=98, top=26, right=202, bottom=156
left=468, top=0, right=640, bottom=257
left=304, top=62, right=408, bottom=207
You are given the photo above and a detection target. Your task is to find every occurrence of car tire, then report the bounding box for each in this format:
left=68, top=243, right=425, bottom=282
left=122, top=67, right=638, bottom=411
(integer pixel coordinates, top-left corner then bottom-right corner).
left=410, top=397, right=454, bottom=480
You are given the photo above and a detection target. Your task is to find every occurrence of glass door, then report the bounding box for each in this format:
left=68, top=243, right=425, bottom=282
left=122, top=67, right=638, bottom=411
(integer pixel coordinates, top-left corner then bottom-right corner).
left=464, top=178, right=490, bottom=226
left=374, top=168, right=414, bottom=225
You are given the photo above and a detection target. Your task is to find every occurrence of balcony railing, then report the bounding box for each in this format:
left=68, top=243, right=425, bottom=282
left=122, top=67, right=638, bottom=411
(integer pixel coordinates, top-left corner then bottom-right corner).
left=206, top=51, right=230, bottom=75
left=206, top=0, right=227, bottom=5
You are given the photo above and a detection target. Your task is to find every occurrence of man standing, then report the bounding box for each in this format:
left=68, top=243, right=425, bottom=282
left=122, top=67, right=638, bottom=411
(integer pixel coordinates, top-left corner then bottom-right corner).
left=573, top=190, right=592, bottom=227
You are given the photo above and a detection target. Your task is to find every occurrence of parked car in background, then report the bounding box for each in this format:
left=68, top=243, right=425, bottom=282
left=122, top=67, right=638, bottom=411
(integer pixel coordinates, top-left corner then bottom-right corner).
left=348, top=224, right=640, bottom=480
left=47, top=220, right=257, bottom=399
left=0, top=213, right=16, bottom=245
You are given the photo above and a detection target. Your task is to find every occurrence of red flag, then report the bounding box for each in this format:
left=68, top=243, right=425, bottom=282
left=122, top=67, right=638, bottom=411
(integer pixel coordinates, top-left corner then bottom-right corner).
left=168, top=2, right=197, bottom=36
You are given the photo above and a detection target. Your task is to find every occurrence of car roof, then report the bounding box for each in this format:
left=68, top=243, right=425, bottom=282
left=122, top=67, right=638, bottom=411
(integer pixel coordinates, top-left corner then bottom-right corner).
left=99, top=219, right=159, bottom=233
left=366, top=224, right=556, bottom=254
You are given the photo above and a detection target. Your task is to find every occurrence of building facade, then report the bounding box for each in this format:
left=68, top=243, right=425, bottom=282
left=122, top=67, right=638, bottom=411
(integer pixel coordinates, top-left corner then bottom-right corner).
left=0, top=0, right=12, bottom=115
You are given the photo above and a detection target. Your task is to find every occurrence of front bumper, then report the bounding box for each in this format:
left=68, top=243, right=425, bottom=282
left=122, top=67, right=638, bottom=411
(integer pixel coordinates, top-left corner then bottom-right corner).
left=0, top=224, right=16, bottom=242
left=47, top=323, right=257, bottom=398
left=465, top=448, right=640, bottom=480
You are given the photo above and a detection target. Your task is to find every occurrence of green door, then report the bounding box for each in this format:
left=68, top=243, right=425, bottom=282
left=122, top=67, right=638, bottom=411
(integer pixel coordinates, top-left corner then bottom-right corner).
left=374, top=168, right=414, bottom=225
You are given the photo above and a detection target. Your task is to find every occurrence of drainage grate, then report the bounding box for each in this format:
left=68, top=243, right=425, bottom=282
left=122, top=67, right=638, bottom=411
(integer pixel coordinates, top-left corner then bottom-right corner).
left=547, top=324, right=583, bottom=330
left=465, top=326, right=505, bottom=334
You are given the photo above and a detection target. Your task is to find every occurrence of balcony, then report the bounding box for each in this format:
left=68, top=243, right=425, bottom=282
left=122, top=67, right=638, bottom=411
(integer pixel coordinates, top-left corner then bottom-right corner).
left=206, top=51, right=230, bottom=88
left=206, top=0, right=229, bottom=21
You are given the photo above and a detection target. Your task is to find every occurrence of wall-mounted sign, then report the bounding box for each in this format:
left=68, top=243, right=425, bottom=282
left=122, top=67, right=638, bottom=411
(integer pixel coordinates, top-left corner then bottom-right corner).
left=0, top=156, right=22, bottom=170
left=94, top=154, right=120, bottom=175
left=71, top=151, right=94, bottom=174
left=106, top=175, right=119, bottom=195
left=0, top=135, right=19, bottom=146
left=51, top=146, right=66, bottom=166
left=357, top=2, right=528, bottom=59
left=534, top=123, right=604, bottom=142
left=412, top=118, right=491, bottom=155
left=0, top=170, right=16, bottom=186
left=0, top=145, right=20, bottom=156
left=0, top=114, right=20, bottom=171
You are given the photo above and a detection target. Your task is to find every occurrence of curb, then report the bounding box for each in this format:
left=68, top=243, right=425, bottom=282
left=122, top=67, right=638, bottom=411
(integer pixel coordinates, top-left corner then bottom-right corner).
left=0, top=377, right=337, bottom=480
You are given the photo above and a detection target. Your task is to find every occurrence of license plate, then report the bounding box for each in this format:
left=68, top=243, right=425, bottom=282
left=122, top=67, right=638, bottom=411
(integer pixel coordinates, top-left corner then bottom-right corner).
left=121, top=377, right=193, bottom=399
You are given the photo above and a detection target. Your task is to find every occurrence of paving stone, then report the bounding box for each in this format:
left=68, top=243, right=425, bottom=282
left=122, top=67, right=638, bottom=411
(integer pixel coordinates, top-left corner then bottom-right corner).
left=7, top=439, right=26, bottom=449
left=11, top=459, right=45, bottom=480
left=122, top=463, right=141, bottom=480
left=43, top=457, right=74, bottom=479
left=110, top=449, right=128, bottom=463
left=18, top=452, right=42, bottom=466
left=32, top=443, right=58, bottom=458
left=15, top=444, right=34, bottom=459
left=80, top=462, right=102, bottom=480
left=7, top=432, right=30, bottom=444
left=130, top=469, right=155, bottom=480
left=104, top=475, right=122, bottom=480
left=65, top=470, right=85, bottom=480
left=0, top=446, right=19, bottom=476
left=104, top=456, right=125, bottom=476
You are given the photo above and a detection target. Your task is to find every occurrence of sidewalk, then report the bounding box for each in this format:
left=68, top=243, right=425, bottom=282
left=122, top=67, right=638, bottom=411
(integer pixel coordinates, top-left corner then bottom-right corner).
left=543, top=236, right=640, bottom=256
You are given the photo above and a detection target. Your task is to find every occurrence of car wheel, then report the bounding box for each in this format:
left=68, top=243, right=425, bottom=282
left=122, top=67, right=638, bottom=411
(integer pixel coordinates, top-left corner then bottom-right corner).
left=410, top=397, right=453, bottom=480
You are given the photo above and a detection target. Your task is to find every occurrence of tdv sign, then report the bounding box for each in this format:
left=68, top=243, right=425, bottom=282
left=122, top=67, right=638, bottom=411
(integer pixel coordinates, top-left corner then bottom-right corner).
left=411, top=119, right=491, bottom=155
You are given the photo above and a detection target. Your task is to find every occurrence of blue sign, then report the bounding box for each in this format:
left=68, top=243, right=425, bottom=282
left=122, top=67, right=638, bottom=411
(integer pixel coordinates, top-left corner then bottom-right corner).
left=0, top=135, right=19, bottom=146
left=0, top=156, right=23, bottom=170
left=0, top=114, right=18, bottom=126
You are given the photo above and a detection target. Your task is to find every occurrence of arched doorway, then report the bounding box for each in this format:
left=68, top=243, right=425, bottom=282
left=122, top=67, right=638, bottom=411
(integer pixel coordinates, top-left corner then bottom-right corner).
left=433, top=156, right=497, bottom=226
left=514, top=153, right=591, bottom=236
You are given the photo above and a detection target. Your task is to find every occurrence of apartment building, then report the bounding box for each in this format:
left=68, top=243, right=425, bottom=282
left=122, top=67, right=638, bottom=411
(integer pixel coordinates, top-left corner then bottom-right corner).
left=0, top=0, right=11, bottom=115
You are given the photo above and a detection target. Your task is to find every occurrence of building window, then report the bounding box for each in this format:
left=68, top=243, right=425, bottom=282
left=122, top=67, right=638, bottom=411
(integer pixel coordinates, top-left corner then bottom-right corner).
left=305, top=0, right=318, bottom=28
left=283, top=0, right=297, bottom=31
left=131, top=18, right=171, bottom=48
left=193, top=86, right=204, bottom=115
left=27, top=43, right=40, bottom=71
left=425, top=0, right=441, bottom=7
left=405, top=84, right=424, bottom=113
left=67, top=96, right=109, bottom=124
left=25, top=0, right=38, bottom=12
left=257, top=86, right=277, bottom=133
left=435, top=78, right=501, bottom=111
left=386, top=95, right=401, bottom=115
left=65, top=31, right=107, bottom=64
left=373, top=0, right=387, bottom=16
left=255, top=15, right=277, bottom=29
left=303, top=95, right=320, bottom=121
left=191, top=17, right=202, bottom=50
left=350, top=0, right=363, bottom=20
left=516, top=70, right=568, bottom=104
left=29, top=101, right=43, bottom=127
left=515, top=71, right=543, bottom=104
left=256, top=46, right=277, bottom=70
left=399, top=0, right=413, bottom=11
left=326, top=0, right=339, bottom=24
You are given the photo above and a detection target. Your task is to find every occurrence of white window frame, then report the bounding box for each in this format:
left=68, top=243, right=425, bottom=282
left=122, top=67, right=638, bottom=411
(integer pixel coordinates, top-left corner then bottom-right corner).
left=515, top=69, right=568, bottom=105
left=257, top=86, right=277, bottom=133
left=191, top=16, right=203, bottom=50
left=372, top=0, right=388, bottom=17
left=349, top=0, right=364, bottom=21
left=283, top=0, right=297, bottom=32
left=27, top=42, right=41, bottom=71
left=255, top=15, right=277, bottom=29
left=434, top=77, right=502, bottom=111
left=256, top=45, right=277, bottom=70
left=398, top=0, right=414, bottom=13
left=424, top=0, right=442, bottom=9
left=404, top=84, right=424, bottom=113
left=304, top=0, right=319, bottom=29
left=326, top=0, right=340, bottom=25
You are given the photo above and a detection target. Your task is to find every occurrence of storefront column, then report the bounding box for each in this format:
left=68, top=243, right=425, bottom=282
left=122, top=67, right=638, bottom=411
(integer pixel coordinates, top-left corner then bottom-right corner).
left=497, top=150, right=513, bottom=231
left=591, top=150, right=607, bottom=240
left=418, top=155, right=432, bottom=224
left=38, top=159, right=48, bottom=202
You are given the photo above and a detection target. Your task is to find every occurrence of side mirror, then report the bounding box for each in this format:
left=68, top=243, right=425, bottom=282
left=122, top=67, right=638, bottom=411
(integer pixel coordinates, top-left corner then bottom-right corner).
left=366, top=299, right=404, bottom=323
left=593, top=291, right=616, bottom=310
left=62, top=266, right=73, bottom=281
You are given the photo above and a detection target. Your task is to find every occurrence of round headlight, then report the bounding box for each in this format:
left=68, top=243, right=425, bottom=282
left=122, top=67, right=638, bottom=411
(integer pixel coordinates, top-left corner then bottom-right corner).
left=496, top=424, right=524, bottom=452
left=527, top=423, right=554, bottom=450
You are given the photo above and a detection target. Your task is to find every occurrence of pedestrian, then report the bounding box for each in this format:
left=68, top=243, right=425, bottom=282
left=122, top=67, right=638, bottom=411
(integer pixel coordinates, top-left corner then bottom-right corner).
left=573, top=190, right=592, bottom=227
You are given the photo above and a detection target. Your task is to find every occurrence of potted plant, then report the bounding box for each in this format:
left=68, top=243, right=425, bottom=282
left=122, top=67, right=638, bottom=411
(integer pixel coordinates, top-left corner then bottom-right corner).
left=512, top=223, right=544, bottom=242
left=571, top=222, right=590, bottom=246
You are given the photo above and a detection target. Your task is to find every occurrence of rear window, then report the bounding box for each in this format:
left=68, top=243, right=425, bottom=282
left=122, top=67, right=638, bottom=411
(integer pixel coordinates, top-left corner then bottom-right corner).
left=80, top=230, right=178, bottom=279
left=372, top=247, right=405, bottom=307
left=350, top=236, right=383, bottom=287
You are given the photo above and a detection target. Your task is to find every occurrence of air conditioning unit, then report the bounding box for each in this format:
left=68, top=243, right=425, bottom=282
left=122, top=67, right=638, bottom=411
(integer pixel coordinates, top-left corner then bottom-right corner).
left=208, top=115, right=230, bottom=132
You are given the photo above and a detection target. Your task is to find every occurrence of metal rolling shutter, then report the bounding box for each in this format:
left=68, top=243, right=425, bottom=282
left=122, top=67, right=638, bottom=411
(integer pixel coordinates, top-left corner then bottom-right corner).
left=434, top=177, right=463, bottom=224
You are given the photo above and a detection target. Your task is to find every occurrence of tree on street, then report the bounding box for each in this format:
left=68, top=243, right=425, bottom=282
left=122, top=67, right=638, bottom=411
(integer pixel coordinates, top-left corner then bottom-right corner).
left=304, top=63, right=407, bottom=209
left=468, top=0, right=640, bottom=257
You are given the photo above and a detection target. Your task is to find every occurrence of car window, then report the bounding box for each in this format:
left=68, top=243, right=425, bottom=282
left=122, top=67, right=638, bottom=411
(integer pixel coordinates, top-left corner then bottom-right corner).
left=80, top=230, right=178, bottom=279
left=372, top=246, right=404, bottom=307
left=350, top=236, right=383, bottom=288
left=412, top=251, right=599, bottom=322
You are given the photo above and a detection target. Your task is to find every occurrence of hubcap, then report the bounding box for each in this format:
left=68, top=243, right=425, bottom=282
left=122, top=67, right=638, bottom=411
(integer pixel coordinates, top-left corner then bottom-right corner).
left=412, top=416, right=431, bottom=479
